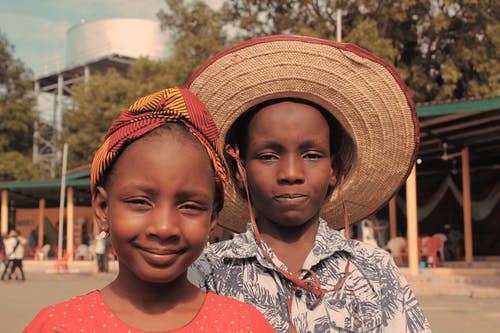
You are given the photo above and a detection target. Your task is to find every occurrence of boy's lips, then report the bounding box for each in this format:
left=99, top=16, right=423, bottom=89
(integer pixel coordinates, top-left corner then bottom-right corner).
left=273, top=193, right=308, bottom=202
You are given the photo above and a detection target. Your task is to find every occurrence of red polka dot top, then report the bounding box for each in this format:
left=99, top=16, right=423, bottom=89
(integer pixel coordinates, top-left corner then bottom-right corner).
left=23, top=290, right=276, bottom=333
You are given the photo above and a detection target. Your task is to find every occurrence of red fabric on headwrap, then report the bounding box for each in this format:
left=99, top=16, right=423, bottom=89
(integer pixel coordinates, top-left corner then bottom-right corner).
left=90, top=87, right=227, bottom=211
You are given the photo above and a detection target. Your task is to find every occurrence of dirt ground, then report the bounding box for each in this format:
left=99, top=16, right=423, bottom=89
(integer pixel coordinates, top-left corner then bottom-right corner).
left=1, top=271, right=499, bottom=332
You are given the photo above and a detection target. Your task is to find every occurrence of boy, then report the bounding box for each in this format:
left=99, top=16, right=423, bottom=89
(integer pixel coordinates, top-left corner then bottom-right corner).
left=187, top=35, right=431, bottom=332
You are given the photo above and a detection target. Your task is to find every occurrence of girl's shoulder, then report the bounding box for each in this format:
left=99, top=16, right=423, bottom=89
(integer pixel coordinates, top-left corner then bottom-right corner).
left=23, top=290, right=108, bottom=332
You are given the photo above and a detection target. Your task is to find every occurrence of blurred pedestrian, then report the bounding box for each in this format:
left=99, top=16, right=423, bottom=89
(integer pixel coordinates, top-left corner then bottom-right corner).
left=1, top=230, right=26, bottom=280
left=94, top=231, right=108, bottom=273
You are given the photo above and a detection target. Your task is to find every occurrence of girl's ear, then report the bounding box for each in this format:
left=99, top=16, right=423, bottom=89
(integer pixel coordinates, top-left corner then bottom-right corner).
left=93, top=186, right=110, bottom=233
left=209, top=212, right=217, bottom=235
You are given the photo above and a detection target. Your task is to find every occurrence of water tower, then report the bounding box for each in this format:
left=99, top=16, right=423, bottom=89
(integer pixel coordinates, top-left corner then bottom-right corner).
left=34, top=18, right=169, bottom=177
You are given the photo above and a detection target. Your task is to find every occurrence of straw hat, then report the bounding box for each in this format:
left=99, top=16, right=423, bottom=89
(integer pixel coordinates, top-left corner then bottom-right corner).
left=186, top=35, right=419, bottom=232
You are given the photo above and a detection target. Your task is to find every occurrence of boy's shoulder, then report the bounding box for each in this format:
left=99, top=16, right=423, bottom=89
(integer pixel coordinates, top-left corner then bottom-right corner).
left=205, top=231, right=257, bottom=260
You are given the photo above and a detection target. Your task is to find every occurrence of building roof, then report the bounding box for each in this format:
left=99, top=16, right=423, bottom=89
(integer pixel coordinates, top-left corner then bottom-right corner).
left=417, top=96, right=500, bottom=173
left=1, top=97, right=499, bottom=209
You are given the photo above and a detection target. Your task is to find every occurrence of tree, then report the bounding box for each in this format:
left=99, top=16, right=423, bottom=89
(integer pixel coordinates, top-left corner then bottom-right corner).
left=158, top=0, right=499, bottom=102
left=0, top=151, right=42, bottom=181
left=0, top=31, right=40, bottom=181
left=63, top=59, right=178, bottom=169
left=157, top=0, right=228, bottom=81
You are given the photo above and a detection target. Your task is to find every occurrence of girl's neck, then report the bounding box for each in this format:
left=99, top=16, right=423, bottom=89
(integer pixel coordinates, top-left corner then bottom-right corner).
left=100, top=269, right=206, bottom=331
left=104, top=269, right=200, bottom=309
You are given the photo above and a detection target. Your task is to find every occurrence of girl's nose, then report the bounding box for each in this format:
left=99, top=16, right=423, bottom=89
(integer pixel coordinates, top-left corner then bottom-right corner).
left=277, top=155, right=305, bottom=184
left=145, top=207, right=181, bottom=240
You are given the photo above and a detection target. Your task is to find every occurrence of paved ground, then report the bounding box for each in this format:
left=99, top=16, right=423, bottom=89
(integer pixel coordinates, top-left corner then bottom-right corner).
left=1, top=270, right=500, bottom=332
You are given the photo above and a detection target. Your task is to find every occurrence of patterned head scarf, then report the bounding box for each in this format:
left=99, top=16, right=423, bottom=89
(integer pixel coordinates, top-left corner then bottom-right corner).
left=90, top=87, right=228, bottom=212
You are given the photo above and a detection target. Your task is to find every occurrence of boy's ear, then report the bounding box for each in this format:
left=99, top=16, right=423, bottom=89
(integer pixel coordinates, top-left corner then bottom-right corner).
left=93, top=186, right=110, bottom=232
left=329, top=157, right=338, bottom=188
left=234, top=170, right=245, bottom=191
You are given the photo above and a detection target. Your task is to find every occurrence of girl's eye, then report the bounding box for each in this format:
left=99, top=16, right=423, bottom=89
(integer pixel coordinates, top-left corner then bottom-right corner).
left=179, top=202, right=209, bottom=214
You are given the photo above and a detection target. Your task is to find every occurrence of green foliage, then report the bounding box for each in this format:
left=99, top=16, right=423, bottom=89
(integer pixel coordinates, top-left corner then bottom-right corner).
left=0, top=151, right=42, bottom=181
left=158, top=0, right=228, bottom=81
left=63, top=59, right=178, bottom=169
left=157, top=0, right=498, bottom=102
left=0, top=31, right=38, bottom=181
left=35, top=0, right=500, bottom=173
left=0, top=32, right=36, bottom=155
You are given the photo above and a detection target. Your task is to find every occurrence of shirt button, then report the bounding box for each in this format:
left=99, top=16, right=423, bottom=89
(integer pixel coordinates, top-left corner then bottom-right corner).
left=295, top=289, right=303, bottom=297
left=354, top=318, right=362, bottom=328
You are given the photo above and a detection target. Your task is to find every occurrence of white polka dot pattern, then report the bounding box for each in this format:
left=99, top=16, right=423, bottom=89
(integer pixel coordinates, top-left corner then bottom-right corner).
left=23, top=290, right=275, bottom=332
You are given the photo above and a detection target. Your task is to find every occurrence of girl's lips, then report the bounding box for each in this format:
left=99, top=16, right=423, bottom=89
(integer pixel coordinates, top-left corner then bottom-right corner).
left=136, top=246, right=185, bottom=266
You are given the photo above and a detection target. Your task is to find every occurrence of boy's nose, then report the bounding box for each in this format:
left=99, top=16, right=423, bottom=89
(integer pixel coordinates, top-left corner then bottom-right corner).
left=277, top=156, right=305, bottom=184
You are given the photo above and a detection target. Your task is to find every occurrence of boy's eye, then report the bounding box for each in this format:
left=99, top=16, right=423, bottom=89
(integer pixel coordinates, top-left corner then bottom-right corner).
left=125, top=198, right=151, bottom=207
left=257, top=153, right=278, bottom=161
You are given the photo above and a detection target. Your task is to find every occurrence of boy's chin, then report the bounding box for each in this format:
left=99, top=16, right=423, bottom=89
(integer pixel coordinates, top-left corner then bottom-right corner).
left=258, top=214, right=320, bottom=230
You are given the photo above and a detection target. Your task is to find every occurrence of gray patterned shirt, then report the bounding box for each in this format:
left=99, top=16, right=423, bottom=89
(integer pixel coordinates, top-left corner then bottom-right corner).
left=189, top=220, right=432, bottom=333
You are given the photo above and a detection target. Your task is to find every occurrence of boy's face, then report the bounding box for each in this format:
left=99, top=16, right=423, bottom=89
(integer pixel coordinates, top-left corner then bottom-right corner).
left=93, top=130, right=216, bottom=284
left=242, top=101, right=336, bottom=230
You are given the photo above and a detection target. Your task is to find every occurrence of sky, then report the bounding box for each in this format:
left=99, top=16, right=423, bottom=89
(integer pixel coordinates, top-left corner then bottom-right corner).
left=0, top=0, right=222, bottom=77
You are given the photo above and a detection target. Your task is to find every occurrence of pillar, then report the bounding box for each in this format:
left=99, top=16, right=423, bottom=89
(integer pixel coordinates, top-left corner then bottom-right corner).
left=461, top=147, right=473, bottom=262
left=1, top=190, right=8, bottom=235
left=66, top=187, right=74, bottom=263
left=38, top=198, right=45, bottom=246
left=406, top=165, right=419, bottom=276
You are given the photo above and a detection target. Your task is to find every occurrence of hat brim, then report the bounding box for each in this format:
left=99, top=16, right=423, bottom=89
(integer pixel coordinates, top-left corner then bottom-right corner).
left=187, top=35, right=419, bottom=232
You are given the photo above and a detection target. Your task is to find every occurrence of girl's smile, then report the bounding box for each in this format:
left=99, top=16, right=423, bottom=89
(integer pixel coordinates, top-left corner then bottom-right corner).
left=134, top=244, right=187, bottom=267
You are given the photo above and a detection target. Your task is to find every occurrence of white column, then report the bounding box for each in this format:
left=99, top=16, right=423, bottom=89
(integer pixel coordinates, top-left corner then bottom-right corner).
left=406, top=165, right=419, bottom=276
left=1, top=190, right=8, bottom=235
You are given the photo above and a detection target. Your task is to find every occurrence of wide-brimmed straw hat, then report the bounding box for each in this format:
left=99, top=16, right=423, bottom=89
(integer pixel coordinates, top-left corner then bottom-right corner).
left=186, top=35, right=419, bottom=232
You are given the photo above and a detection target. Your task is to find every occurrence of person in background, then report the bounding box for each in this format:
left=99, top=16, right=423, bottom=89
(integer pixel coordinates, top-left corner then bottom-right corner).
left=1, top=230, right=26, bottom=281
left=0, top=233, right=6, bottom=273
left=23, top=87, right=275, bottom=333
left=94, top=230, right=108, bottom=273
left=188, top=35, right=431, bottom=332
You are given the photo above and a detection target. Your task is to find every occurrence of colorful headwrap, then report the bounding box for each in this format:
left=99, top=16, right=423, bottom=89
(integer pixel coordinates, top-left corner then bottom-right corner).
left=90, top=87, right=228, bottom=212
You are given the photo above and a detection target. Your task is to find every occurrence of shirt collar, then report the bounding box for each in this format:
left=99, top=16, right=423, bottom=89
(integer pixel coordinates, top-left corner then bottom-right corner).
left=218, top=219, right=355, bottom=264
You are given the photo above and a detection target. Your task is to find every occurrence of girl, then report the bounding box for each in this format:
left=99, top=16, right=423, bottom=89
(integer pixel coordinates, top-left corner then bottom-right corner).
left=24, top=87, right=275, bottom=333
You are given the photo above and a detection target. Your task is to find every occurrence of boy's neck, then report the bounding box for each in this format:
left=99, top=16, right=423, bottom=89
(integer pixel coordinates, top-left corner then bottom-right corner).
left=257, top=216, right=320, bottom=244
left=258, top=217, right=320, bottom=275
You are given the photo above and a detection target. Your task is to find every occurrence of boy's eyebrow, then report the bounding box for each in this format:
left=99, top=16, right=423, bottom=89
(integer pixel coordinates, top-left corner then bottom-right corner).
left=248, top=139, right=329, bottom=153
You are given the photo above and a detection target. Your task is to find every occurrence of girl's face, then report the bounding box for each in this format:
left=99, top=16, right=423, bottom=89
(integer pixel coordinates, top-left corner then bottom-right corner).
left=242, top=101, right=336, bottom=232
left=93, top=129, right=216, bottom=284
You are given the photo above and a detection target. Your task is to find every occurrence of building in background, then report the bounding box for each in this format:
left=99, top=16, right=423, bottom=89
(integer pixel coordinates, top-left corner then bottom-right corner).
left=33, top=18, right=169, bottom=178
